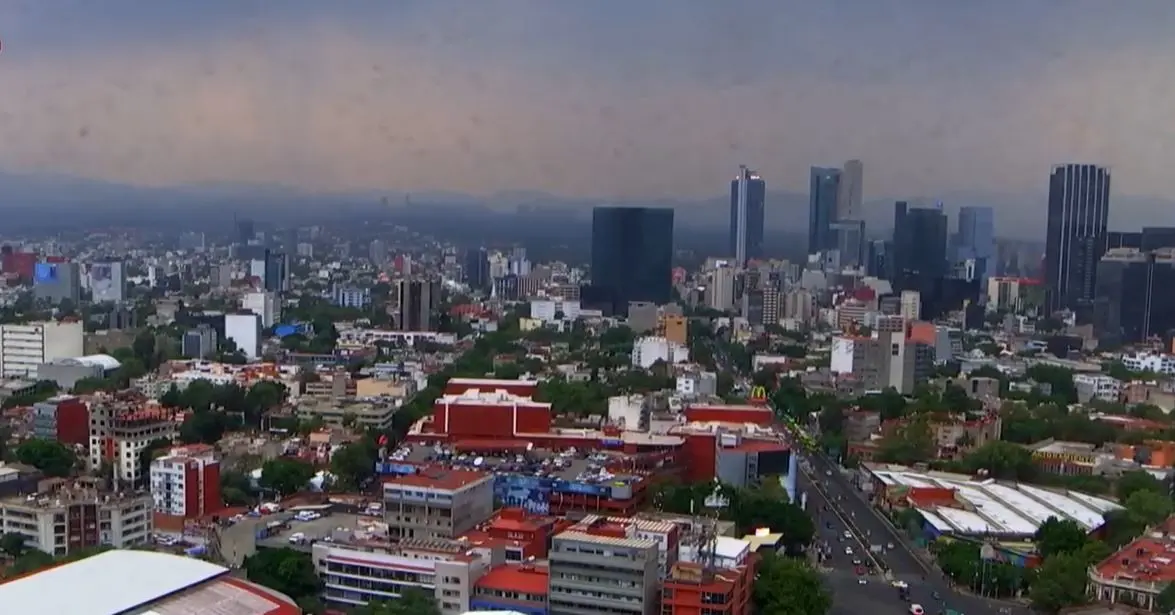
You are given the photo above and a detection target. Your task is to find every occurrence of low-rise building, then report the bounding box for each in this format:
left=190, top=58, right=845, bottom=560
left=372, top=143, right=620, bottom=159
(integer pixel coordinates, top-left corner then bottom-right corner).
left=0, top=477, right=152, bottom=556
left=548, top=528, right=660, bottom=615
left=150, top=443, right=221, bottom=520
left=312, top=536, right=498, bottom=614
left=1088, top=517, right=1175, bottom=611
left=296, top=399, right=399, bottom=431
left=382, top=467, right=494, bottom=540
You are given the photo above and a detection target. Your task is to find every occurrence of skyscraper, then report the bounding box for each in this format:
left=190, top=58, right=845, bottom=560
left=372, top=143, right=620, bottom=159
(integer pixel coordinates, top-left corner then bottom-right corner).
left=955, top=206, right=995, bottom=283
left=893, top=205, right=948, bottom=280
left=396, top=279, right=442, bottom=331
left=1045, top=164, right=1111, bottom=312
left=464, top=248, right=490, bottom=292
left=729, top=166, right=766, bottom=264
left=808, top=167, right=841, bottom=255
left=591, top=207, right=674, bottom=311
left=836, top=159, right=864, bottom=220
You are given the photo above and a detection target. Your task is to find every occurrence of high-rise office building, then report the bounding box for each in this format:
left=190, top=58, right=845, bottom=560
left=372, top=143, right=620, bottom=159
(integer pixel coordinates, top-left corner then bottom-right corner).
left=829, top=220, right=866, bottom=270
left=1045, top=164, right=1111, bottom=313
left=396, top=279, right=441, bottom=332
left=33, top=261, right=82, bottom=306
left=955, top=206, right=995, bottom=284
left=463, top=248, right=490, bottom=292
left=836, top=159, right=864, bottom=220
left=893, top=204, right=948, bottom=281
left=729, top=166, right=766, bottom=264
left=808, top=167, right=841, bottom=255
left=1141, top=227, right=1175, bottom=252
left=1094, top=247, right=1175, bottom=345
left=89, top=261, right=128, bottom=303
left=590, top=207, right=674, bottom=311
left=235, top=218, right=255, bottom=245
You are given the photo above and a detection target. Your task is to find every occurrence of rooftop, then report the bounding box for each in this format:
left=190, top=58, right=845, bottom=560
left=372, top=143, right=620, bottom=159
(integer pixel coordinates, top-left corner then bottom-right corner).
left=555, top=530, right=657, bottom=550
left=474, top=563, right=549, bottom=596
left=0, top=550, right=245, bottom=615
left=1094, top=522, right=1175, bottom=587
left=869, top=465, right=1122, bottom=536
left=382, top=467, right=490, bottom=491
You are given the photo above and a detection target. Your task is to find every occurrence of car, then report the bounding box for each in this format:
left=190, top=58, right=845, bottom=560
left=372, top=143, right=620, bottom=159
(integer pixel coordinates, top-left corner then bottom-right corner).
left=852, top=558, right=862, bottom=566
left=858, top=578, right=868, bottom=585
left=845, top=546, right=853, bottom=555
left=887, top=542, right=895, bottom=549
left=843, top=531, right=852, bottom=539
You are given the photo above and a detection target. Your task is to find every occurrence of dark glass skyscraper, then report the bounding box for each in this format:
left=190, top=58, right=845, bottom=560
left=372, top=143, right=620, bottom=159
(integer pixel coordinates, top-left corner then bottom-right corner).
left=1045, top=164, right=1111, bottom=313
left=591, top=207, right=674, bottom=310
left=729, top=166, right=765, bottom=264
left=1094, top=248, right=1175, bottom=345
left=463, top=247, right=490, bottom=291
left=956, top=206, right=995, bottom=283
left=808, top=167, right=841, bottom=255
left=892, top=202, right=948, bottom=282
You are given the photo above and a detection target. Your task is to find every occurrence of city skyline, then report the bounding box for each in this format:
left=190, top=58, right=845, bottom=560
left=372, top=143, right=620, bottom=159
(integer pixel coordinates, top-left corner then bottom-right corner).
left=1, top=1, right=1174, bottom=222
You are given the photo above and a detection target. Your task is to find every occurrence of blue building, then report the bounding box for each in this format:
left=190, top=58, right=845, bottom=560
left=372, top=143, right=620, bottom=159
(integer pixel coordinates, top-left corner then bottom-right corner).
left=332, top=285, right=371, bottom=308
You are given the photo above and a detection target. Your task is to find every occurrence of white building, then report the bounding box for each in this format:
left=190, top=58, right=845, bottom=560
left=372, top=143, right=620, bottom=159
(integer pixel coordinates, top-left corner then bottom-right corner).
left=0, top=484, right=152, bottom=556
left=1074, top=374, right=1122, bottom=403
left=1121, top=352, right=1175, bottom=375
left=529, top=299, right=582, bottom=323
left=224, top=313, right=261, bottom=359
left=150, top=444, right=220, bottom=519
left=829, top=336, right=857, bottom=374
left=242, top=291, right=279, bottom=328
left=89, top=261, right=128, bottom=303
left=899, top=290, right=921, bottom=321
left=89, top=399, right=178, bottom=484
left=630, top=336, right=689, bottom=369
left=0, top=320, right=85, bottom=378
left=675, top=371, right=717, bottom=397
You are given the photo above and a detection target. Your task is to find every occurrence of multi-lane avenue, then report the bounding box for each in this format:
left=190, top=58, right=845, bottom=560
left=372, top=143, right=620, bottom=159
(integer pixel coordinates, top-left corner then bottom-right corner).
left=799, top=451, right=1028, bottom=615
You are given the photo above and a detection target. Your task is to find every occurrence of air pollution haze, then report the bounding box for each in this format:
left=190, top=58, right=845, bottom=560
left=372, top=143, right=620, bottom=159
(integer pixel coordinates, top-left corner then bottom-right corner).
left=1, top=0, right=1174, bottom=233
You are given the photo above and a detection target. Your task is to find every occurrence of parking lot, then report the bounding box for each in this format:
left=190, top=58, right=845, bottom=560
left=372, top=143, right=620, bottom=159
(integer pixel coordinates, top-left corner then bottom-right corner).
left=255, top=512, right=372, bottom=552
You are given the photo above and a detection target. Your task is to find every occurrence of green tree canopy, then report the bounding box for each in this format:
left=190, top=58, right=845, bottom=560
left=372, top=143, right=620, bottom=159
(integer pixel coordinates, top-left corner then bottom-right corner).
left=356, top=588, right=441, bottom=615
left=243, top=548, right=321, bottom=601
left=15, top=438, right=76, bottom=477
left=330, top=440, right=378, bottom=490
left=752, top=553, right=831, bottom=615
left=259, top=458, right=316, bottom=496
left=1034, top=517, right=1088, bottom=558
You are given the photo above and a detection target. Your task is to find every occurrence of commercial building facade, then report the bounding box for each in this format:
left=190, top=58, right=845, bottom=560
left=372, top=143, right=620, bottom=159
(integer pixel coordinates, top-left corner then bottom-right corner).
left=0, top=320, right=84, bottom=378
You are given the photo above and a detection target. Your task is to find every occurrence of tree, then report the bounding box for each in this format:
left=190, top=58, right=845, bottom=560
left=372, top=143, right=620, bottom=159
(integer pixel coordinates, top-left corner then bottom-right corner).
left=220, top=469, right=255, bottom=507
left=1034, top=517, right=1088, bottom=558
left=259, top=458, right=315, bottom=497
left=330, top=441, right=377, bottom=490
left=961, top=441, right=1036, bottom=481
left=0, top=532, right=27, bottom=557
left=137, top=438, right=173, bottom=489
left=357, top=588, right=441, bottom=615
left=1158, top=583, right=1175, bottom=613
left=875, top=415, right=935, bottom=465
left=1117, top=470, right=1166, bottom=502
left=179, top=410, right=228, bottom=444
left=15, top=439, right=76, bottom=477
left=243, top=548, right=321, bottom=601
left=752, top=553, right=831, bottom=615
left=1030, top=552, right=1091, bottom=612
left=1124, top=489, right=1174, bottom=526
left=726, top=485, right=813, bottom=554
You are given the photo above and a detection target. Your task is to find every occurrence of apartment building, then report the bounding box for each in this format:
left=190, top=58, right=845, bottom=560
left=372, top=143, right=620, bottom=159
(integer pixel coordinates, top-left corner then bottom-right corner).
left=88, top=394, right=178, bottom=485
left=312, top=537, right=498, bottom=614
left=149, top=444, right=221, bottom=519
left=383, top=468, right=494, bottom=539
left=296, top=400, right=399, bottom=431
left=0, top=478, right=152, bottom=556
left=31, top=395, right=89, bottom=448
left=0, top=320, right=84, bottom=378
left=548, top=530, right=660, bottom=615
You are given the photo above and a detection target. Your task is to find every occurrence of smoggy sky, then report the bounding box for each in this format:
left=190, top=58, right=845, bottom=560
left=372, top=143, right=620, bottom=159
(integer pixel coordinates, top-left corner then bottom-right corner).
left=1, top=0, right=1174, bottom=201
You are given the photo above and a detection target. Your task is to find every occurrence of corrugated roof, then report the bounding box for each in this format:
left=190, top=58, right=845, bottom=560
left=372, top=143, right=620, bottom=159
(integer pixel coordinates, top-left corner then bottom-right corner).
left=0, top=550, right=227, bottom=615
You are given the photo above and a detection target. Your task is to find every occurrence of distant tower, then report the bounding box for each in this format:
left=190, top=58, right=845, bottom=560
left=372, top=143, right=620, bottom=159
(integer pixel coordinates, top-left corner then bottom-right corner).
left=836, top=159, right=864, bottom=220
left=729, top=166, right=765, bottom=265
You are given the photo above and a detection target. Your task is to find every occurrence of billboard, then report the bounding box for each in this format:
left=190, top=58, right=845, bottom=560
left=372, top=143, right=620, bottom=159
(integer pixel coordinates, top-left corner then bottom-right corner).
left=374, top=462, right=418, bottom=476
left=34, top=263, right=57, bottom=283
left=551, top=480, right=611, bottom=498
left=494, top=475, right=551, bottom=514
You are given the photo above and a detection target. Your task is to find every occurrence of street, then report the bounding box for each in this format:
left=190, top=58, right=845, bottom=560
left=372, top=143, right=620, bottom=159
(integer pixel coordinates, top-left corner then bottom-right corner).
left=799, top=452, right=1027, bottom=615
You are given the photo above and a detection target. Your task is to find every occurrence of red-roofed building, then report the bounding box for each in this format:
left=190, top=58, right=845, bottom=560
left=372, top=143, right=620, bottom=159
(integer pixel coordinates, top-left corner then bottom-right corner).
left=1089, top=517, right=1175, bottom=611
left=88, top=394, right=178, bottom=485
left=684, top=404, right=774, bottom=426
left=443, top=377, right=539, bottom=398
left=464, top=508, right=573, bottom=560
left=382, top=468, right=495, bottom=539
left=662, top=558, right=756, bottom=615
left=471, top=563, right=549, bottom=614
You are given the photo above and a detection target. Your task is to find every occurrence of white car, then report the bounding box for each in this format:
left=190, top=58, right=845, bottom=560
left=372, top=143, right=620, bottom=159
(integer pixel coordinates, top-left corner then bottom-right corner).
left=858, top=578, right=868, bottom=585
left=843, top=531, right=852, bottom=539
left=845, top=546, right=853, bottom=555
